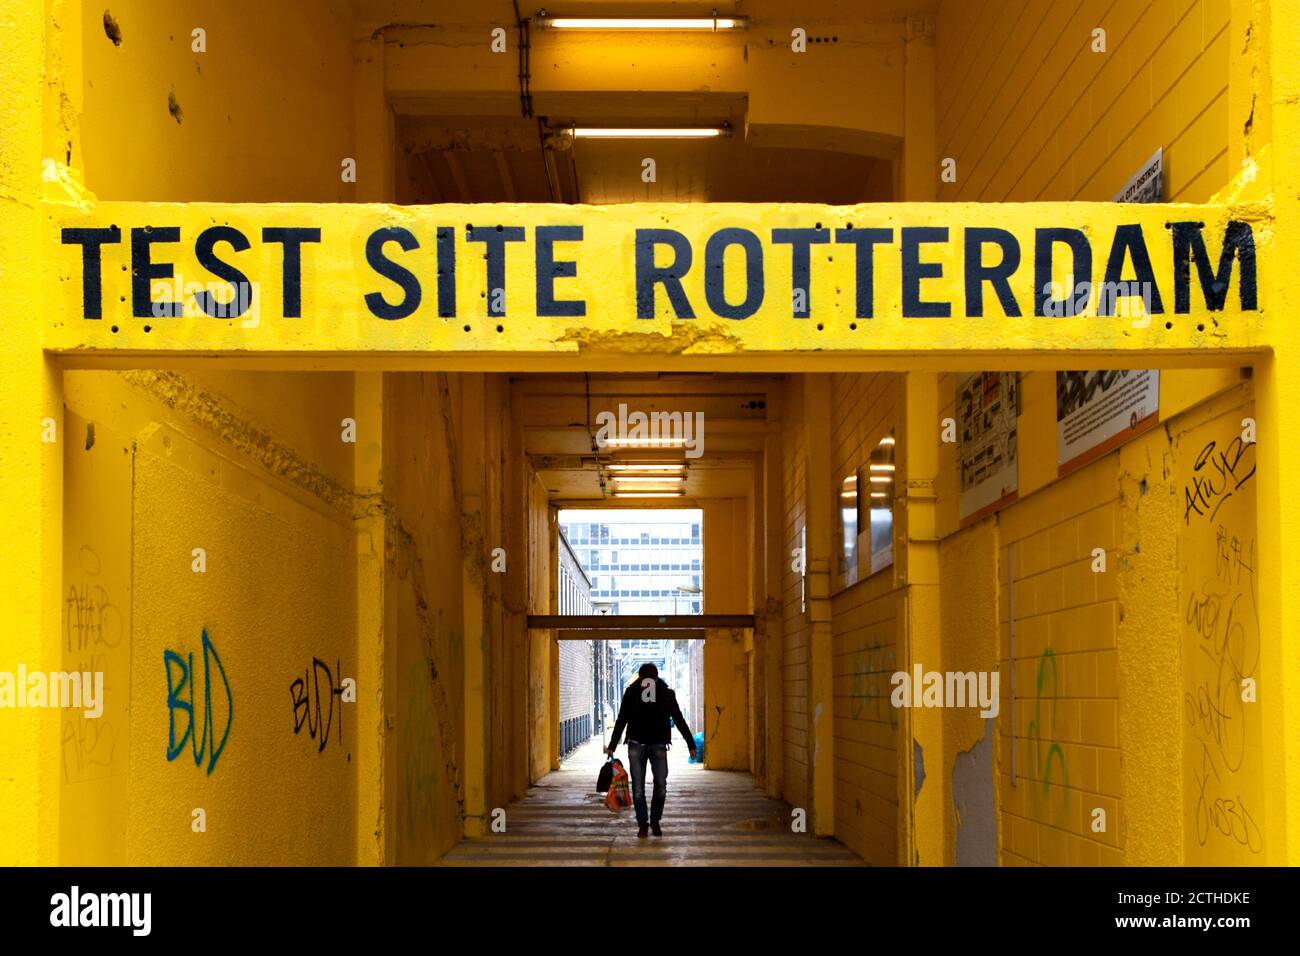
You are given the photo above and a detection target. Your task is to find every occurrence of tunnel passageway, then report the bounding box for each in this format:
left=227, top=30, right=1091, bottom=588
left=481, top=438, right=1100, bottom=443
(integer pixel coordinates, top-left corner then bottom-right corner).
left=440, top=737, right=863, bottom=867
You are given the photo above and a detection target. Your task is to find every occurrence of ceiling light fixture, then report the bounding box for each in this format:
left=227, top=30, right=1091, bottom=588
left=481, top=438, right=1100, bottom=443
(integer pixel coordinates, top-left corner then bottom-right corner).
left=536, top=12, right=747, bottom=31
left=569, top=126, right=728, bottom=139
left=611, top=475, right=686, bottom=484
left=605, top=463, right=687, bottom=473
left=611, top=491, right=686, bottom=499
left=598, top=435, right=693, bottom=447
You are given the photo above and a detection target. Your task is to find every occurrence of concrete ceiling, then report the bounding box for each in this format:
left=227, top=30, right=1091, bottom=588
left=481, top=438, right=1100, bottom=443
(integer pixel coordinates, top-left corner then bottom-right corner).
left=387, top=2, right=911, bottom=503
left=398, top=108, right=892, bottom=204
left=513, top=373, right=781, bottom=503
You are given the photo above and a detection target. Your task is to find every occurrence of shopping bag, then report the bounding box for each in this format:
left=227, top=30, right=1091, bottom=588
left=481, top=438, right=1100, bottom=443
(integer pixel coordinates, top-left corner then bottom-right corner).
left=605, top=758, right=632, bottom=812
left=596, top=757, right=614, bottom=794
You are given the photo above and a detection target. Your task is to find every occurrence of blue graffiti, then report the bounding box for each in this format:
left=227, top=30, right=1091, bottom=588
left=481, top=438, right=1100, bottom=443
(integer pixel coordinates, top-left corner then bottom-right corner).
left=164, top=628, right=233, bottom=775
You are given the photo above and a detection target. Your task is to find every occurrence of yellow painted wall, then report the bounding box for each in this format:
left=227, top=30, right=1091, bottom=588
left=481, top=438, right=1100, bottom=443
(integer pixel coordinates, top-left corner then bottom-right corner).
left=60, top=371, right=360, bottom=864
left=830, top=572, right=900, bottom=863
left=780, top=376, right=811, bottom=810
left=936, top=0, right=1230, bottom=205
left=824, top=372, right=904, bottom=862
left=1121, top=382, right=1264, bottom=865
left=703, top=497, right=753, bottom=770
left=935, top=0, right=1241, bottom=430
left=5, top=0, right=1292, bottom=869
left=53, top=1, right=371, bottom=864
left=79, top=0, right=356, bottom=202
left=382, top=373, right=466, bottom=863
left=526, top=470, right=555, bottom=783
left=929, top=0, right=1269, bottom=867
left=938, top=521, right=999, bottom=866
left=1173, top=393, right=1261, bottom=863
left=997, top=458, right=1123, bottom=866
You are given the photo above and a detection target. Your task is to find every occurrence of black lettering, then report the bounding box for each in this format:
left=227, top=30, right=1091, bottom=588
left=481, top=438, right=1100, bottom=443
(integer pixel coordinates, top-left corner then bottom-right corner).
left=635, top=229, right=695, bottom=319
left=902, top=226, right=951, bottom=318
left=1100, top=224, right=1164, bottom=315
left=771, top=227, right=830, bottom=318
left=535, top=225, right=585, bottom=317
left=436, top=226, right=456, bottom=318
left=131, top=226, right=182, bottom=318
left=963, top=227, right=1021, bottom=317
left=262, top=227, right=320, bottom=318
left=704, top=228, right=764, bottom=319
left=61, top=226, right=121, bottom=320
left=466, top=225, right=526, bottom=316
left=364, top=227, right=421, bottom=320
left=835, top=228, right=892, bottom=318
left=194, top=226, right=252, bottom=319
left=1035, top=227, right=1092, bottom=317
left=1172, top=220, right=1257, bottom=313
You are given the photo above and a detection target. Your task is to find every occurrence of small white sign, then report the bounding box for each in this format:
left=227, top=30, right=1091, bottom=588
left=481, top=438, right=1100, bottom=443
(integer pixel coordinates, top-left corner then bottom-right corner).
left=1113, top=147, right=1162, bottom=203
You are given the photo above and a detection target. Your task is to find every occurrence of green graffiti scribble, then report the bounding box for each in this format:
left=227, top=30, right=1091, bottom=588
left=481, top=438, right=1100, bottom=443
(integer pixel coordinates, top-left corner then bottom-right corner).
left=1026, top=648, right=1070, bottom=833
left=849, top=645, right=897, bottom=728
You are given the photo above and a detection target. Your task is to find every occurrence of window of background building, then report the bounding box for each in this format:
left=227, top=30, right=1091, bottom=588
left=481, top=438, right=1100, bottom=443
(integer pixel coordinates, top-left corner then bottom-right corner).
left=558, top=508, right=705, bottom=684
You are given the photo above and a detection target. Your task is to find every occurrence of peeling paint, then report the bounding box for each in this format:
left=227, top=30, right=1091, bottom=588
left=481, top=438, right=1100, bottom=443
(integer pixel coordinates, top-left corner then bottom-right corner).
left=102, top=11, right=122, bottom=46
left=121, top=370, right=356, bottom=514
left=812, top=702, right=823, bottom=767
left=913, top=738, right=925, bottom=799
left=952, top=720, right=996, bottom=866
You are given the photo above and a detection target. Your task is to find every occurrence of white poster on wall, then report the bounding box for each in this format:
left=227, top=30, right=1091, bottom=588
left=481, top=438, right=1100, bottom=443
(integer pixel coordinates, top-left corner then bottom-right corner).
left=1113, top=147, right=1162, bottom=203
left=1056, top=370, right=1160, bottom=476
left=957, top=372, right=1019, bottom=523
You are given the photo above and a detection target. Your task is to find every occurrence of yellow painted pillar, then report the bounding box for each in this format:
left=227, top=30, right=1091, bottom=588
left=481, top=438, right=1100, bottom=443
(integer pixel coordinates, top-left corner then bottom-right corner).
left=897, top=372, right=943, bottom=865
left=703, top=497, right=752, bottom=769
left=1251, top=0, right=1300, bottom=865
left=351, top=24, right=394, bottom=205
left=0, top=0, right=62, bottom=866
left=762, top=423, right=786, bottom=798
left=759, top=426, right=785, bottom=801
left=503, top=388, right=530, bottom=799
left=548, top=509, right=560, bottom=771
left=350, top=14, right=392, bottom=861
left=802, top=375, right=836, bottom=836
left=354, top=372, right=386, bottom=864
left=900, top=15, right=936, bottom=202
left=461, top=375, right=488, bottom=837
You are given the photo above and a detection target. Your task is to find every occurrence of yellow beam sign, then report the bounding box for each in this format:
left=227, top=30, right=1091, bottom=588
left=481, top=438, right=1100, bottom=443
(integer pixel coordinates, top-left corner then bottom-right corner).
left=44, top=201, right=1267, bottom=355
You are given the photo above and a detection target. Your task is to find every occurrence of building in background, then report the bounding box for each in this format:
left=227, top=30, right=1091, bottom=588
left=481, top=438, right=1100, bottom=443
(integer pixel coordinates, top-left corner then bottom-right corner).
left=667, top=638, right=705, bottom=741
left=556, top=528, right=595, bottom=758
left=559, top=509, right=703, bottom=617
left=559, top=509, right=705, bottom=742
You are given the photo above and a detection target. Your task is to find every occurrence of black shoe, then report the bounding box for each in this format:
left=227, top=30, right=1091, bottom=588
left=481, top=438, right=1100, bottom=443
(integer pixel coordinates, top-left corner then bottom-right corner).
left=637, top=824, right=649, bottom=838
left=651, top=823, right=663, bottom=837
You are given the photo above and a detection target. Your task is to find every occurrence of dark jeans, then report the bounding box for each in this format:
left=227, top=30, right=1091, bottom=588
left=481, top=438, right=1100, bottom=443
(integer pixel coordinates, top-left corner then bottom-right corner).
left=627, top=740, right=669, bottom=826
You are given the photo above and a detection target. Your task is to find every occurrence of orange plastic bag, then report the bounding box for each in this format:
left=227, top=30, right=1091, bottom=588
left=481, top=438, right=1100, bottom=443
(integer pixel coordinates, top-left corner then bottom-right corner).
left=605, top=758, right=632, bottom=812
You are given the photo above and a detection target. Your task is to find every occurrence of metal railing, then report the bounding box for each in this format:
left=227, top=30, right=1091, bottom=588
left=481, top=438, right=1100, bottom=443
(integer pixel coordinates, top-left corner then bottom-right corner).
left=559, top=713, right=592, bottom=759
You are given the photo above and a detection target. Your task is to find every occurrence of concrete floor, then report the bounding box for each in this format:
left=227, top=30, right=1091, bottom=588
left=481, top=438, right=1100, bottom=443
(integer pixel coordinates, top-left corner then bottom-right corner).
left=439, top=737, right=865, bottom=866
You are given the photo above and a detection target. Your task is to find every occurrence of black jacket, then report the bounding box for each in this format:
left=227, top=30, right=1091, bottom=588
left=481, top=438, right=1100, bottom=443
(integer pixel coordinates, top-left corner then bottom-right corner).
left=608, top=677, right=694, bottom=750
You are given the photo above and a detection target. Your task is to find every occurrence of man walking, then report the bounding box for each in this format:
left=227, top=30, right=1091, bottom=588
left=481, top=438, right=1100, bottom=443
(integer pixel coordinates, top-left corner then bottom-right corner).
left=604, top=662, right=697, bottom=838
